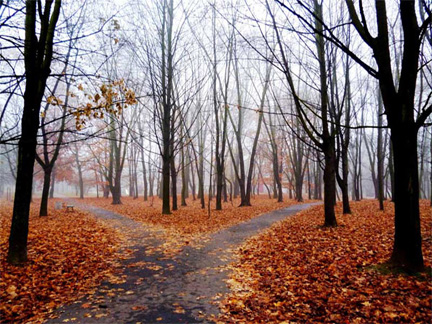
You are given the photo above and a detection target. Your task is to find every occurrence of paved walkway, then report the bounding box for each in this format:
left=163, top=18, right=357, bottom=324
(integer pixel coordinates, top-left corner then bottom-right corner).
left=47, top=202, right=319, bottom=323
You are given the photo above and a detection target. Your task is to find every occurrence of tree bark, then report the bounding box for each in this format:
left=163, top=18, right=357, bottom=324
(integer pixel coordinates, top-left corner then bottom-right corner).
left=39, top=167, right=52, bottom=216
left=161, top=0, right=174, bottom=214
left=389, top=127, right=423, bottom=271
left=322, top=141, right=338, bottom=227
left=377, top=92, right=385, bottom=210
left=49, top=166, right=56, bottom=199
left=8, top=0, right=61, bottom=265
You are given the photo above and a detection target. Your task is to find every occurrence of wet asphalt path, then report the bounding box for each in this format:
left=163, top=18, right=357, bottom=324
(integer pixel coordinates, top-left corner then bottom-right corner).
left=47, top=201, right=320, bottom=324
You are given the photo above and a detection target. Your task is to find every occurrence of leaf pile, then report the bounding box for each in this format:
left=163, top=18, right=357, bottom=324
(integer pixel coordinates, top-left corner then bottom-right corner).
left=219, top=200, right=432, bottom=323
left=0, top=199, right=120, bottom=324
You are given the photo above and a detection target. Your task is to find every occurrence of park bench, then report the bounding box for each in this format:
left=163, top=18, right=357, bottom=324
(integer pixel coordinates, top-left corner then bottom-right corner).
left=65, top=204, right=74, bottom=212
left=55, top=201, right=75, bottom=212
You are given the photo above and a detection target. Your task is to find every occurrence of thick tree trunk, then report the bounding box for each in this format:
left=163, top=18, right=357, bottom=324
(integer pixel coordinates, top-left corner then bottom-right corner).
left=111, top=184, right=122, bottom=205
left=323, top=142, right=338, bottom=227
left=110, top=170, right=122, bottom=204
left=8, top=131, right=37, bottom=264
left=160, top=0, right=174, bottom=215
left=215, top=163, right=223, bottom=210
left=315, top=0, right=336, bottom=226
left=294, top=167, right=303, bottom=202
left=7, top=0, right=61, bottom=265
left=162, top=156, right=171, bottom=212
left=389, top=128, right=423, bottom=271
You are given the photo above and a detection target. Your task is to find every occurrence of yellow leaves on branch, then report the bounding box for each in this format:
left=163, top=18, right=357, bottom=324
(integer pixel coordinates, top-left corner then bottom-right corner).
left=46, top=95, right=64, bottom=106
left=71, top=79, right=138, bottom=130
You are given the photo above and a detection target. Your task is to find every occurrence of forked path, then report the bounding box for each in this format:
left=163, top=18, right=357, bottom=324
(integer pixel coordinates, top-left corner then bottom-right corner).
left=48, top=202, right=319, bottom=324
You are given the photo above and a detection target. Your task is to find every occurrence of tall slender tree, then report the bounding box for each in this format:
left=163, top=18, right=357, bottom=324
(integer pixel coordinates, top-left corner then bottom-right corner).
left=8, top=0, right=62, bottom=265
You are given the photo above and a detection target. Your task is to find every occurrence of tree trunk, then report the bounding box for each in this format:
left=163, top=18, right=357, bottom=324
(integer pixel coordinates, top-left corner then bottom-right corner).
left=181, top=134, right=187, bottom=206
left=323, top=142, right=338, bottom=227
left=171, top=151, right=178, bottom=211
left=149, top=158, right=154, bottom=197
left=75, top=152, right=84, bottom=199
left=160, top=0, right=174, bottom=215
left=111, top=183, right=122, bottom=205
left=7, top=0, right=61, bottom=265
left=377, top=92, right=385, bottom=210
left=307, top=159, right=312, bottom=200
left=129, top=161, right=134, bottom=197
left=190, top=153, right=196, bottom=200
left=49, top=166, right=56, bottom=199
left=8, top=134, right=36, bottom=264
left=295, top=175, right=303, bottom=202
left=142, top=155, right=148, bottom=201
left=215, top=157, right=224, bottom=210
left=95, top=170, right=99, bottom=198
left=39, top=167, right=52, bottom=216
left=103, top=184, right=110, bottom=198
left=197, top=140, right=204, bottom=201
left=223, top=176, right=228, bottom=203
left=389, top=142, right=395, bottom=201
left=314, top=155, right=322, bottom=200
left=335, top=56, right=352, bottom=214
left=389, top=127, right=423, bottom=271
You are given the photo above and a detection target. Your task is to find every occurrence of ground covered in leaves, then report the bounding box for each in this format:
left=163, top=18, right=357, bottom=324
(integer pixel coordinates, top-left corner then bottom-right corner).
left=219, top=200, right=432, bottom=323
left=84, top=195, right=302, bottom=244
left=0, top=199, right=121, bottom=324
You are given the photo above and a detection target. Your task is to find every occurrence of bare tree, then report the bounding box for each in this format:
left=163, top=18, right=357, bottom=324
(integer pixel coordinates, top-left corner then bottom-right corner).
left=276, top=0, right=431, bottom=271
left=8, top=0, right=62, bottom=265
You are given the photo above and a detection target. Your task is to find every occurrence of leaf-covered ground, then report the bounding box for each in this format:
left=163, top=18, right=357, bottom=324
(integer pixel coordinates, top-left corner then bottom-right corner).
left=84, top=196, right=303, bottom=244
left=219, top=200, right=432, bottom=323
left=0, top=199, right=121, bottom=324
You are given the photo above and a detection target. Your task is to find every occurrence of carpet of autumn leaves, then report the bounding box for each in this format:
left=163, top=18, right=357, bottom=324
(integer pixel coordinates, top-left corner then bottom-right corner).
left=219, top=200, right=432, bottom=323
left=84, top=195, right=303, bottom=238
left=0, top=199, right=120, bottom=324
